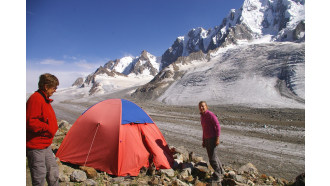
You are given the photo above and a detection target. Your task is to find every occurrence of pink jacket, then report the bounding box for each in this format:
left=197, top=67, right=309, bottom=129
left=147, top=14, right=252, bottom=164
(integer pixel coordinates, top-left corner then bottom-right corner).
left=200, top=110, right=221, bottom=140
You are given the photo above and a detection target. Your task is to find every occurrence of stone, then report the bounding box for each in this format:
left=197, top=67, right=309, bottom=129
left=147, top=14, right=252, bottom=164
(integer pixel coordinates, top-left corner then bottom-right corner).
left=181, top=162, right=194, bottom=170
left=192, top=156, right=204, bottom=163
left=70, top=170, right=87, bottom=182
left=174, top=146, right=189, bottom=162
left=180, top=169, right=190, bottom=179
left=172, top=178, right=189, bottom=186
left=192, top=165, right=210, bottom=179
left=247, top=180, right=255, bottom=186
left=184, top=175, right=194, bottom=183
left=58, top=120, right=71, bottom=130
left=80, top=166, right=98, bottom=179
left=222, top=178, right=236, bottom=186
left=84, top=179, right=97, bottom=186
left=172, top=159, right=181, bottom=170
left=228, top=170, right=236, bottom=179
left=159, top=168, right=175, bottom=177
left=237, top=163, right=258, bottom=175
left=59, top=173, right=70, bottom=182
left=112, top=177, right=125, bottom=183
left=268, top=176, right=275, bottom=182
left=194, top=179, right=207, bottom=186
left=148, top=176, right=159, bottom=185
left=174, top=153, right=183, bottom=161
left=235, top=175, right=247, bottom=184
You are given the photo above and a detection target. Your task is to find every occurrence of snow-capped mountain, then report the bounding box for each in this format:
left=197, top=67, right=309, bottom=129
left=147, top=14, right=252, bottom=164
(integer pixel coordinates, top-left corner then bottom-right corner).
left=133, top=41, right=305, bottom=108
left=67, top=0, right=304, bottom=108
left=72, top=50, right=161, bottom=95
left=161, top=0, right=305, bottom=69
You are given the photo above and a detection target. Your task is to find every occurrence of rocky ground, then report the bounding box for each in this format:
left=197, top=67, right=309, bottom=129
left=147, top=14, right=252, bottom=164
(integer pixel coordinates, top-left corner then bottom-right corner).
left=27, top=91, right=305, bottom=185
left=26, top=119, right=305, bottom=186
left=135, top=99, right=305, bottom=181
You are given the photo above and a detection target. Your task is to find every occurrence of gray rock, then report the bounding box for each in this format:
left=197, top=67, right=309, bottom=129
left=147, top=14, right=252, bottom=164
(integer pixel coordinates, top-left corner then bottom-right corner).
left=72, top=77, right=84, bottom=87
left=58, top=120, right=71, bottom=130
left=70, top=170, right=87, bottom=182
left=235, top=175, right=247, bottom=184
left=237, top=163, right=258, bottom=175
left=180, top=169, right=190, bottom=179
left=192, top=163, right=210, bottom=179
left=112, top=177, right=125, bottom=183
left=159, top=169, right=175, bottom=177
left=172, top=178, right=189, bottom=186
left=59, top=173, right=70, bottom=182
left=84, top=179, right=98, bottom=186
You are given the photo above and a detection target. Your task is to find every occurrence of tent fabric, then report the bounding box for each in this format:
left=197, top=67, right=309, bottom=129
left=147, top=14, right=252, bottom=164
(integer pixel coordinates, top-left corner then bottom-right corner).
left=121, top=99, right=153, bottom=124
left=56, top=99, right=173, bottom=176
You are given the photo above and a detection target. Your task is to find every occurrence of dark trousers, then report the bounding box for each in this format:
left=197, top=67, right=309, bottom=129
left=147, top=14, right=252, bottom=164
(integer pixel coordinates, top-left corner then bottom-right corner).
left=27, top=146, right=59, bottom=186
left=205, top=137, right=224, bottom=179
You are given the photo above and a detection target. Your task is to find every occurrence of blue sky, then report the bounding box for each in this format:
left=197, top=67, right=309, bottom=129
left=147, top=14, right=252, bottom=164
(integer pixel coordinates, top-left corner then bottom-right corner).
left=26, top=0, right=244, bottom=92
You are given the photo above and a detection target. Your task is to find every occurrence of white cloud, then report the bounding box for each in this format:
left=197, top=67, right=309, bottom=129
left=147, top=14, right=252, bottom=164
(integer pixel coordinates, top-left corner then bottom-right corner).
left=63, top=55, right=78, bottom=60
left=26, top=57, right=106, bottom=93
left=40, top=58, right=65, bottom=65
left=26, top=68, right=90, bottom=93
left=74, top=60, right=100, bottom=70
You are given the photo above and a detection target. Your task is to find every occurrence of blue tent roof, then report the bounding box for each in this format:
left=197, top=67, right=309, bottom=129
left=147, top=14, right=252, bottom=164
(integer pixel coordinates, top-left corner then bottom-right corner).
left=121, top=99, right=154, bottom=124
left=81, top=99, right=154, bottom=125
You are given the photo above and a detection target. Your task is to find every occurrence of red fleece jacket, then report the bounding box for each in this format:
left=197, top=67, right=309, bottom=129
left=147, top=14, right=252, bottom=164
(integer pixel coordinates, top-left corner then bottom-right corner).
left=200, top=110, right=221, bottom=141
left=26, top=90, right=58, bottom=149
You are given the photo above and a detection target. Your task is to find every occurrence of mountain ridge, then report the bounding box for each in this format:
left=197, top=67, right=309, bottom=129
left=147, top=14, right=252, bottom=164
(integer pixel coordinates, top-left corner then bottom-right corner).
left=69, top=0, right=305, bottom=108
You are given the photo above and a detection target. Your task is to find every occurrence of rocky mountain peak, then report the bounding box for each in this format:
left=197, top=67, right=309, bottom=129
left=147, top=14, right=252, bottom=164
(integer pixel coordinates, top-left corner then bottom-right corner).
left=72, top=49, right=161, bottom=95
left=140, top=50, right=149, bottom=60
left=160, top=0, right=305, bottom=69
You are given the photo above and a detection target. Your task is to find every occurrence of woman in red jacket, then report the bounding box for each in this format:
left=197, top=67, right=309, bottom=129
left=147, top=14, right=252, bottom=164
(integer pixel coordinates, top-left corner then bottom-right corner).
left=26, top=73, right=59, bottom=186
left=199, top=101, right=224, bottom=184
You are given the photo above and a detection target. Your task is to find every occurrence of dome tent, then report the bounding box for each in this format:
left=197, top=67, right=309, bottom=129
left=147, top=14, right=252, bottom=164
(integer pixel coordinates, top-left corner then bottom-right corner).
left=56, top=99, right=173, bottom=176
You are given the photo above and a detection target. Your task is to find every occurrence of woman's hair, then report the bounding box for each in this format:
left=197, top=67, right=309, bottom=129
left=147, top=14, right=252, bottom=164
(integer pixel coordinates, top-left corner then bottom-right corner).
left=38, top=73, right=59, bottom=91
left=198, top=101, right=208, bottom=107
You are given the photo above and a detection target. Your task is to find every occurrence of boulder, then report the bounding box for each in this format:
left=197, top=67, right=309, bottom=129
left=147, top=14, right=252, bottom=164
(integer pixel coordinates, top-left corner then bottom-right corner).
left=80, top=166, right=98, bottom=179
left=192, top=162, right=210, bottom=179
left=237, top=163, right=258, bottom=175
left=70, top=170, right=87, bottom=182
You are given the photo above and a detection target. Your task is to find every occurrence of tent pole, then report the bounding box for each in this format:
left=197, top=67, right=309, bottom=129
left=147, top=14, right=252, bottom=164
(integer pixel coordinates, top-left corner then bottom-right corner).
left=84, top=123, right=100, bottom=166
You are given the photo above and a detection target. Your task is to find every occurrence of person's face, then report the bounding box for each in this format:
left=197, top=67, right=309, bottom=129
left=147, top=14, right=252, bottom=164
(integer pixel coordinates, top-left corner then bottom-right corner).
left=45, top=85, right=57, bottom=97
left=199, top=103, right=208, bottom=114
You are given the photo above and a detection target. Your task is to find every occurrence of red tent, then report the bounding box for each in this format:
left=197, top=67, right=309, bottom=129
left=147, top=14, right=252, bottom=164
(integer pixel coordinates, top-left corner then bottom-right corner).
left=56, top=99, right=173, bottom=176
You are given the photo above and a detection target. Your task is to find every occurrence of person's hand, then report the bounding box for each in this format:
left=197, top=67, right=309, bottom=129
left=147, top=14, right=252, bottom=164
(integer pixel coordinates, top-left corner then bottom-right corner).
left=215, top=137, right=220, bottom=146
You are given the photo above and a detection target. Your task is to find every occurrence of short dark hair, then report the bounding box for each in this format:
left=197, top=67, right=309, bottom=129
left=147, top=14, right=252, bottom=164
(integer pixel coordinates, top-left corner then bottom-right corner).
left=38, top=73, right=59, bottom=91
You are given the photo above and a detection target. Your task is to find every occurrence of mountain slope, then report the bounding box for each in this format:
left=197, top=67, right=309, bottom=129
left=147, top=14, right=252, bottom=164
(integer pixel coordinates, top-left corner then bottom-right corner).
left=133, top=41, right=305, bottom=108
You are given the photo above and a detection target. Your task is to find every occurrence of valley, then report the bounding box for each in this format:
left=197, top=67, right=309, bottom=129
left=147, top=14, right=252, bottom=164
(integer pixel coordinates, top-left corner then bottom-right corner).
left=52, top=92, right=305, bottom=181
